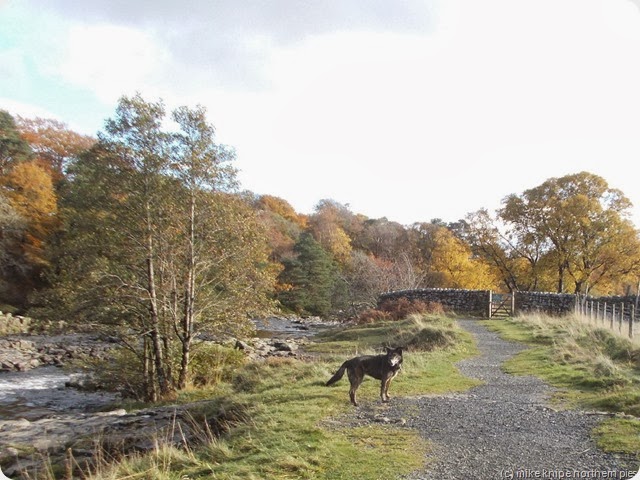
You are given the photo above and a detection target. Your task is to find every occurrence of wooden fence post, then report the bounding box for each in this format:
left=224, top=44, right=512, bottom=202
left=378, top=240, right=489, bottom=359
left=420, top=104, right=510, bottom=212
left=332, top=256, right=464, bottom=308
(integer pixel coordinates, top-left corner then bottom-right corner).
left=511, top=293, right=515, bottom=317
left=611, top=304, right=616, bottom=330
left=488, top=290, right=493, bottom=319
left=630, top=305, right=635, bottom=339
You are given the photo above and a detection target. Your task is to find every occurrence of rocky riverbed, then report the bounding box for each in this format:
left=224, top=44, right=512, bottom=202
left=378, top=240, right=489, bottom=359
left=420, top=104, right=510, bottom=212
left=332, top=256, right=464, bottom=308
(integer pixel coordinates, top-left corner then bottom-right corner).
left=0, top=316, right=334, bottom=478
left=0, top=333, right=116, bottom=373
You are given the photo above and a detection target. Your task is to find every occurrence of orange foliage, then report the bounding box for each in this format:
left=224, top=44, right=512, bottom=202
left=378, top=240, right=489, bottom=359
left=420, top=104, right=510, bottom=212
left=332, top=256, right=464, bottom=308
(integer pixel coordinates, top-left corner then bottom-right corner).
left=1, top=160, right=58, bottom=266
left=17, top=116, right=95, bottom=180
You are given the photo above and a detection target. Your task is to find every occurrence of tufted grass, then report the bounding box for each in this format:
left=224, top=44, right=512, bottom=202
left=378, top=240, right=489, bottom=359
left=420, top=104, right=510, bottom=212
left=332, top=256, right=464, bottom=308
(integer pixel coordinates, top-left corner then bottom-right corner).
left=71, top=314, right=480, bottom=480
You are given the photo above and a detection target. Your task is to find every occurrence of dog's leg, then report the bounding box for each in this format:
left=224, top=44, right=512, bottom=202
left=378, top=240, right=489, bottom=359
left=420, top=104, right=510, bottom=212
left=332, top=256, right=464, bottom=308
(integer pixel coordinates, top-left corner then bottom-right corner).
left=347, top=369, right=362, bottom=406
left=381, top=378, right=388, bottom=402
left=349, top=386, right=359, bottom=406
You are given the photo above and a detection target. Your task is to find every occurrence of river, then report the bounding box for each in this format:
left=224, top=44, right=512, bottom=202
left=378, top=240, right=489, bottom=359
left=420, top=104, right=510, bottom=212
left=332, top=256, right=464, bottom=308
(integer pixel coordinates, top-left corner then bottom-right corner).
left=253, top=316, right=335, bottom=338
left=0, top=317, right=333, bottom=421
left=0, top=366, right=119, bottom=421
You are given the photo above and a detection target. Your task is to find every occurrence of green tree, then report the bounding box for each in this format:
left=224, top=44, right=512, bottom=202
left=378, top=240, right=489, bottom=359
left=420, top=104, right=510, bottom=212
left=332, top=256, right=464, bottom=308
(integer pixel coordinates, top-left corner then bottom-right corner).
left=0, top=110, right=32, bottom=174
left=97, top=94, right=173, bottom=397
left=278, top=233, right=342, bottom=316
left=168, top=105, right=274, bottom=389
left=41, top=95, right=276, bottom=400
left=0, top=192, right=26, bottom=304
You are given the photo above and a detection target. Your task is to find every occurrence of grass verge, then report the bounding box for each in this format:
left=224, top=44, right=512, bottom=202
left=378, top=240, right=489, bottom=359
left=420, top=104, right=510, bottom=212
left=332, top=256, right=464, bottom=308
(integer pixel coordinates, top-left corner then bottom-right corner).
left=81, top=314, right=479, bottom=479
left=483, top=313, right=640, bottom=458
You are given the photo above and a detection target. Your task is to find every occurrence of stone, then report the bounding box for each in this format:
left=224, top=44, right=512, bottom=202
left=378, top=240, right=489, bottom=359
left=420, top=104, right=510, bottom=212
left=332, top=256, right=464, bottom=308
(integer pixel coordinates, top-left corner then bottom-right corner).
left=95, top=409, right=127, bottom=417
left=272, top=341, right=296, bottom=352
left=235, top=340, right=250, bottom=350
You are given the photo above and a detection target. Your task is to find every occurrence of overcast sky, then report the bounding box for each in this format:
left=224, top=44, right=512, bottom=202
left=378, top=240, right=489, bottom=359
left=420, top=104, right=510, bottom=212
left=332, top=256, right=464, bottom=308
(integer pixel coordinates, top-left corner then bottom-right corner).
left=2, top=0, right=640, bottom=227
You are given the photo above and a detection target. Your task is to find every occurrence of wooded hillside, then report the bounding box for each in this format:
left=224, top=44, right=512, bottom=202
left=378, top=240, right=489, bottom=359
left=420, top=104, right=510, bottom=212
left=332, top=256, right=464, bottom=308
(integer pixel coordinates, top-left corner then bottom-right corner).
left=2, top=95, right=640, bottom=398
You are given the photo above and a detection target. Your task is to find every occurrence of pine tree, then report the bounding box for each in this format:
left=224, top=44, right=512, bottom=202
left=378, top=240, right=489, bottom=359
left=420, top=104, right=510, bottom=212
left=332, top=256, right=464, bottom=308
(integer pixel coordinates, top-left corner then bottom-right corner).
left=279, top=233, right=340, bottom=316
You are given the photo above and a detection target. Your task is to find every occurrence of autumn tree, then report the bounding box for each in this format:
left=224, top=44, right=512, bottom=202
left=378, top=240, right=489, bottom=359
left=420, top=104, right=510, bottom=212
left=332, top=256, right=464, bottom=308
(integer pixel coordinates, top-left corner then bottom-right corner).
left=257, top=195, right=307, bottom=229
left=341, top=250, right=394, bottom=311
left=428, top=226, right=500, bottom=289
left=464, top=209, right=546, bottom=292
left=358, top=217, right=408, bottom=260
left=347, top=217, right=424, bottom=293
left=0, top=112, right=94, bottom=308
left=308, top=200, right=354, bottom=265
left=254, top=194, right=306, bottom=263
left=16, top=116, right=95, bottom=181
left=0, top=160, right=58, bottom=305
left=500, top=172, right=640, bottom=294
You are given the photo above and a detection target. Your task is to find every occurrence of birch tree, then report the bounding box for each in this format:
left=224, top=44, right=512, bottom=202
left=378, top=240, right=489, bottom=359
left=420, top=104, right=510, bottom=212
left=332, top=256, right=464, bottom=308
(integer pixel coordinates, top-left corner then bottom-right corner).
left=44, top=95, right=276, bottom=400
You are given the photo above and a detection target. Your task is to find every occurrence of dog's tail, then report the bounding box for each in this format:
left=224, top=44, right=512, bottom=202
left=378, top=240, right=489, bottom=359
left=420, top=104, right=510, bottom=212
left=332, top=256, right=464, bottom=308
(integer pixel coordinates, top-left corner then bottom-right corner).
left=326, top=362, right=347, bottom=386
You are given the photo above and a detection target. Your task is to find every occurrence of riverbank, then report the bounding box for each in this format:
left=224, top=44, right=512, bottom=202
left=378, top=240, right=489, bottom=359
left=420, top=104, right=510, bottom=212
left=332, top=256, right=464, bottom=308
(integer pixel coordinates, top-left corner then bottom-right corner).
left=0, top=316, right=337, bottom=478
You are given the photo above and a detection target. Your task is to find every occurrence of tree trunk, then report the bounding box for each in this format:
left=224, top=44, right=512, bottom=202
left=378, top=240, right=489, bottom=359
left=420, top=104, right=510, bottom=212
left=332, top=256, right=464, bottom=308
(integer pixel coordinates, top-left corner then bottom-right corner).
left=146, top=202, right=171, bottom=397
left=178, top=190, right=196, bottom=389
left=143, top=336, right=157, bottom=402
left=557, top=262, right=566, bottom=293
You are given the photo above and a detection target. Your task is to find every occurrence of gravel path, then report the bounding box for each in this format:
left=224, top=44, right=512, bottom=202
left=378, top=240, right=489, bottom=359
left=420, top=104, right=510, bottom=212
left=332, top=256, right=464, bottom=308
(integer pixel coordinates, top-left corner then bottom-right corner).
left=396, top=319, right=639, bottom=480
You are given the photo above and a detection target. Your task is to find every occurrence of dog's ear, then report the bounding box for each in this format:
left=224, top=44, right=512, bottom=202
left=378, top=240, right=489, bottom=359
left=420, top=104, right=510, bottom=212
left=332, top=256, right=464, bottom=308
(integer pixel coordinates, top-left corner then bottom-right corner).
left=384, top=346, right=391, bottom=354
left=395, top=347, right=403, bottom=355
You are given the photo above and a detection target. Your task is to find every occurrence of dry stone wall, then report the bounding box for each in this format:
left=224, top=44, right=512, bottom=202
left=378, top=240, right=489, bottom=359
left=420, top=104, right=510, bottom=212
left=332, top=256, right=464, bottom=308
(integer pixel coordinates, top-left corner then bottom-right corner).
left=379, top=289, right=638, bottom=319
left=514, top=292, right=576, bottom=315
left=378, top=288, right=491, bottom=317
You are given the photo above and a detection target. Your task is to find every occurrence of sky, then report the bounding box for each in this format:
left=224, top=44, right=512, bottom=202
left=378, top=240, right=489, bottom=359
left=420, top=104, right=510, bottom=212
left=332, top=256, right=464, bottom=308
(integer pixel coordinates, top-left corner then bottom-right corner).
left=2, top=0, right=640, bottom=227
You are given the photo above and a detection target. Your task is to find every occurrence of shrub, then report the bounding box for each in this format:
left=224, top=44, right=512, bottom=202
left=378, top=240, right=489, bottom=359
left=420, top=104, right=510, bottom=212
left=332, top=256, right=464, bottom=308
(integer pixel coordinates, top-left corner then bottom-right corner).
left=189, top=343, right=246, bottom=387
left=378, top=297, right=445, bottom=321
left=81, top=346, right=148, bottom=400
left=355, top=308, right=391, bottom=324
left=405, top=326, right=458, bottom=351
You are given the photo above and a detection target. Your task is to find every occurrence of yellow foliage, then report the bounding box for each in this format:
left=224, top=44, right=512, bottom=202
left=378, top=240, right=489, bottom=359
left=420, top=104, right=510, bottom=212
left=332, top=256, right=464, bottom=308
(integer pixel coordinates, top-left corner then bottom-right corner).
left=2, top=160, right=57, bottom=219
left=430, top=227, right=500, bottom=290
left=325, top=225, right=353, bottom=265
left=258, top=194, right=307, bottom=228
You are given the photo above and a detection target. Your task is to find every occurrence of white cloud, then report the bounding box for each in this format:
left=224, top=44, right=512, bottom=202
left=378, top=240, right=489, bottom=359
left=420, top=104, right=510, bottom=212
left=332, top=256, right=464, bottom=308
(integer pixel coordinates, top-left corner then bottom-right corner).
left=4, top=0, right=640, bottom=226
left=53, top=24, right=170, bottom=103
left=26, top=0, right=438, bottom=93
left=217, top=0, right=640, bottom=225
